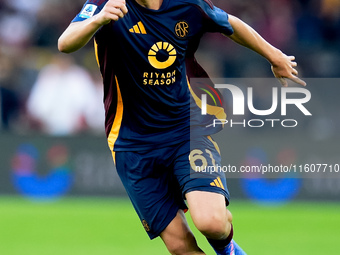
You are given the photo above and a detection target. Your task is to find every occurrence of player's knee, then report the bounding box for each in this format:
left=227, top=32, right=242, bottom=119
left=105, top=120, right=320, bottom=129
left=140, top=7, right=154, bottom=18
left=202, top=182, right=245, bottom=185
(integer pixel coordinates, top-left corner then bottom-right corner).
left=194, top=210, right=232, bottom=239
left=196, top=219, right=229, bottom=239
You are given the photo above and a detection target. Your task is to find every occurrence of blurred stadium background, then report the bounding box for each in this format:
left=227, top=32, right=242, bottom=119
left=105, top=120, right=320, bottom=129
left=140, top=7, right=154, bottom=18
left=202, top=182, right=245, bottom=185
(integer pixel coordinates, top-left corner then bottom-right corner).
left=0, top=0, right=340, bottom=254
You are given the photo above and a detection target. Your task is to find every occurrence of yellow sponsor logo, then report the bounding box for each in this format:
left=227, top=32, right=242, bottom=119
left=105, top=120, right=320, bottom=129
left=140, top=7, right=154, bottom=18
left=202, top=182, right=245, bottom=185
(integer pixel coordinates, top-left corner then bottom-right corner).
left=143, top=71, right=176, bottom=86
left=148, top=42, right=177, bottom=70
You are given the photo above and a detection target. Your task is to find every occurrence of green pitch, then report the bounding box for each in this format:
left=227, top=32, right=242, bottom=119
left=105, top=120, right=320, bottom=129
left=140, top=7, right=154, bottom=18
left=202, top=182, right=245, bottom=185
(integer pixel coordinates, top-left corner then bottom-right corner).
left=0, top=197, right=339, bottom=255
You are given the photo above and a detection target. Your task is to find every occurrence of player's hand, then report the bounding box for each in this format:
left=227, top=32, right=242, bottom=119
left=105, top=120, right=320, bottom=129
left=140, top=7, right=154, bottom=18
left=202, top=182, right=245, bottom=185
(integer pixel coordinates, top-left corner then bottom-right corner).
left=96, top=0, right=128, bottom=25
left=271, top=53, right=306, bottom=87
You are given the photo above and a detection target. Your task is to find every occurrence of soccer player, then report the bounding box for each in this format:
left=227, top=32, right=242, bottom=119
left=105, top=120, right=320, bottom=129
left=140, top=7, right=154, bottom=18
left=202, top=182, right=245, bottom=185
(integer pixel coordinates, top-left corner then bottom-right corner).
left=58, top=0, right=306, bottom=254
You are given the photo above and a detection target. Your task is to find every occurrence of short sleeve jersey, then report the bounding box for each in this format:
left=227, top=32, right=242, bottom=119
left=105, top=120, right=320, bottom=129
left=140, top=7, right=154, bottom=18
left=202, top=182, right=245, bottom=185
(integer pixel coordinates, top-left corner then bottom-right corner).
left=72, top=0, right=233, bottom=151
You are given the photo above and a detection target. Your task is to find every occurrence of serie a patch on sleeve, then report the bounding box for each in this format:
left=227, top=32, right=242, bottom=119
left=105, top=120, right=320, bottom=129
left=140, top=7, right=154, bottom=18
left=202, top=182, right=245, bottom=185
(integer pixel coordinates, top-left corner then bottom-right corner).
left=79, top=4, right=98, bottom=19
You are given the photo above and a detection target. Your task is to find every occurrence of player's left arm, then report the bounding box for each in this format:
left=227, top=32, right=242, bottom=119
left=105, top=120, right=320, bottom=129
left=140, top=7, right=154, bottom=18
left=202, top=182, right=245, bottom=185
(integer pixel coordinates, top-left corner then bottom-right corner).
left=226, top=15, right=306, bottom=87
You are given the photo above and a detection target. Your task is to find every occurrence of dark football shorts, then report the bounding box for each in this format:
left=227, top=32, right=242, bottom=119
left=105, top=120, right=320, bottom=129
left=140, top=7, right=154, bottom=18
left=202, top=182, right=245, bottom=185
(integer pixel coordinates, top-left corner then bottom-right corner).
left=114, top=135, right=230, bottom=239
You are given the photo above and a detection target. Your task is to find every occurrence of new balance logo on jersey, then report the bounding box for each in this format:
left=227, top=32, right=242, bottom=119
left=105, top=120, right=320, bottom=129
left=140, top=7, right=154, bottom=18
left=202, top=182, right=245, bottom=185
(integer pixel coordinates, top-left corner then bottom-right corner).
left=129, top=21, right=147, bottom=34
left=210, top=177, right=225, bottom=189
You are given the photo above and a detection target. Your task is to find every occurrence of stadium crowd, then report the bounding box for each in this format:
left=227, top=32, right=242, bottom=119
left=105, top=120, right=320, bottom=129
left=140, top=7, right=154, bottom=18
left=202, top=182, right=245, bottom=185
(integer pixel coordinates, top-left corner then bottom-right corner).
left=0, top=0, right=339, bottom=134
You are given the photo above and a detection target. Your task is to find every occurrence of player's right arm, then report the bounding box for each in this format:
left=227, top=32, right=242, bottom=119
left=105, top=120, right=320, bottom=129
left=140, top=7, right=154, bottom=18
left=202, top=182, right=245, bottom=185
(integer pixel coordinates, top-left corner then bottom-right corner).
left=58, top=0, right=128, bottom=53
left=226, top=15, right=306, bottom=87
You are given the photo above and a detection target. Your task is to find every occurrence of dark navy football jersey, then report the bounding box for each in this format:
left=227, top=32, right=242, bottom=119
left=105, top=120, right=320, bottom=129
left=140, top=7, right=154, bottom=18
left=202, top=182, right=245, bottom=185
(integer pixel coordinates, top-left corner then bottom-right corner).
left=72, top=0, right=233, bottom=151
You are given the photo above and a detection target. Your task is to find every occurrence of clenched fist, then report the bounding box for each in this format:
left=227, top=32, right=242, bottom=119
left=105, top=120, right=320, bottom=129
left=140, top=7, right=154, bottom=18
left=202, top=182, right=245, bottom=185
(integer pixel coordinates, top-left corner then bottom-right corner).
left=96, top=0, right=128, bottom=25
